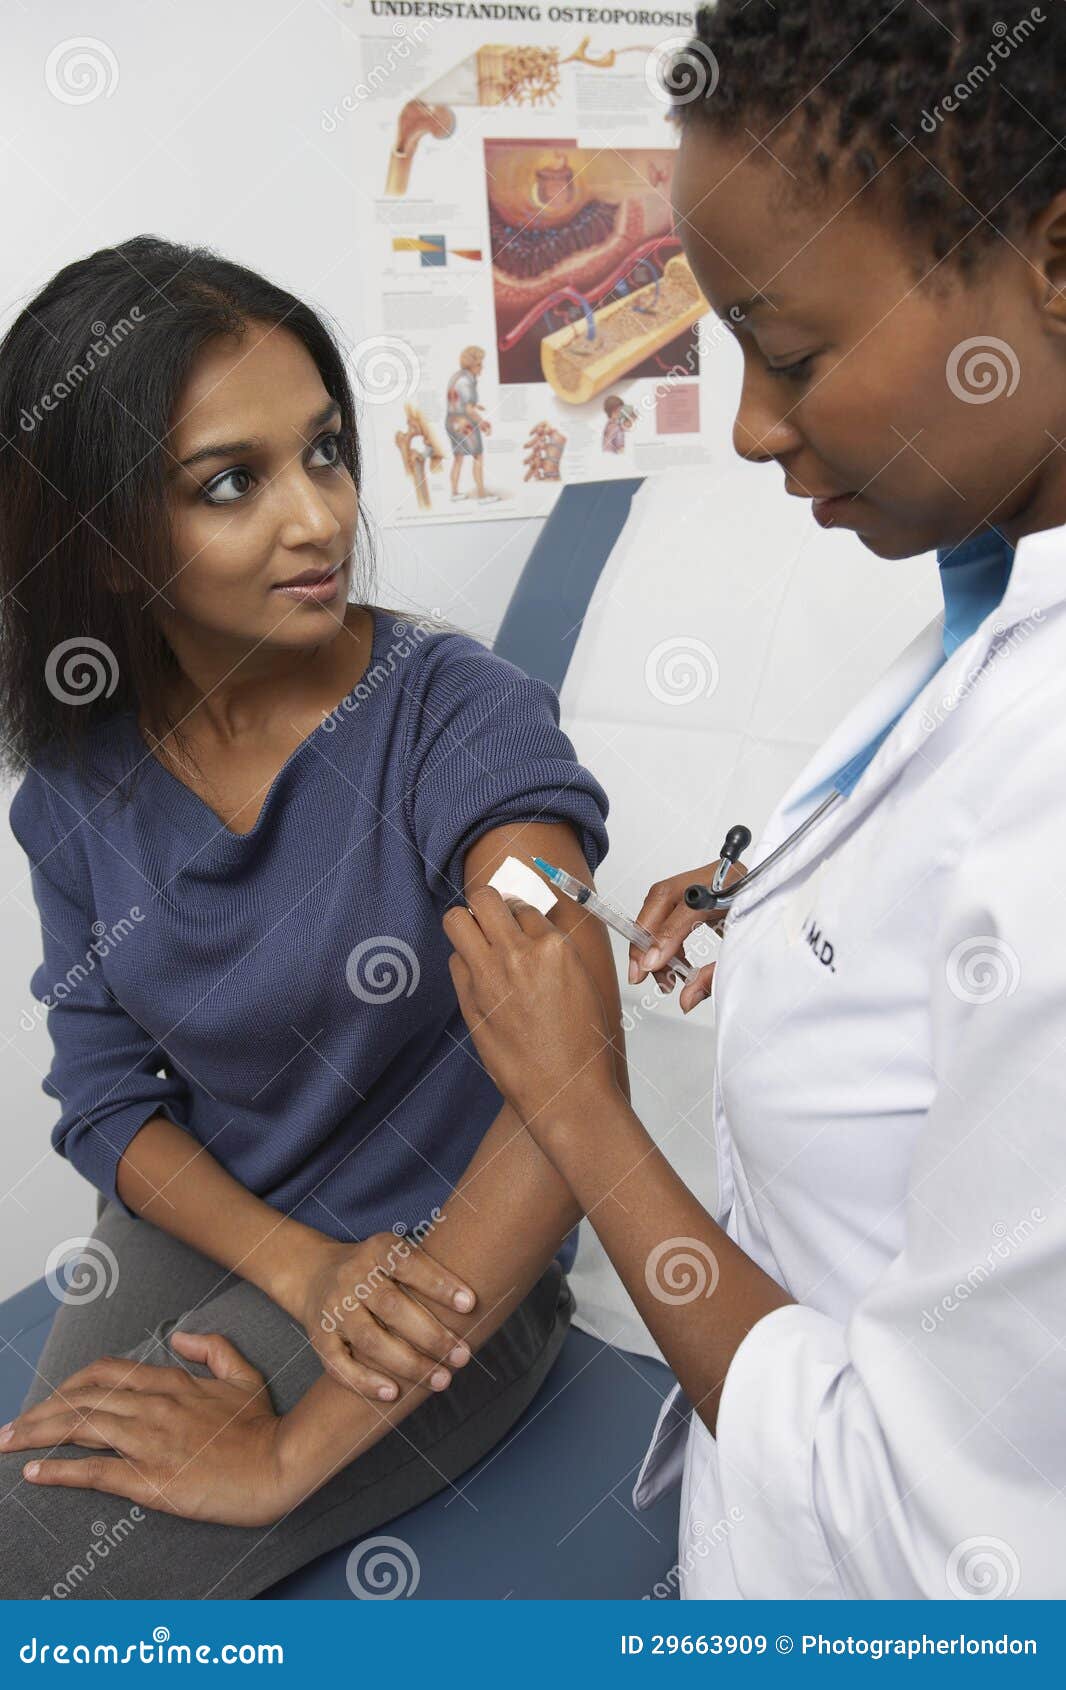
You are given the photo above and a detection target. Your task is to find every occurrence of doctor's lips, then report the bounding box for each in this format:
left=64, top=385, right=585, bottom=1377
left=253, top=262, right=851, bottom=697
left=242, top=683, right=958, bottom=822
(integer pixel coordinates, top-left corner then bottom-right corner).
left=810, top=492, right=859, bottom=529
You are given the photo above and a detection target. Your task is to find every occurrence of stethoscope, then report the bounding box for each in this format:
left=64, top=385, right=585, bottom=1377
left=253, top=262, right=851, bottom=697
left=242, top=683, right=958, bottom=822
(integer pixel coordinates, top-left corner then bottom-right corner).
left=684, top=790, right=845, bottom=912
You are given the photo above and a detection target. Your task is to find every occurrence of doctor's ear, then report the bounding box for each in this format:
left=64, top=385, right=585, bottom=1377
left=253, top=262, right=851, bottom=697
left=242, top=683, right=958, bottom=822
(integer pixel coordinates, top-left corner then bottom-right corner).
left=1028, top=190, right=1066, bottom=330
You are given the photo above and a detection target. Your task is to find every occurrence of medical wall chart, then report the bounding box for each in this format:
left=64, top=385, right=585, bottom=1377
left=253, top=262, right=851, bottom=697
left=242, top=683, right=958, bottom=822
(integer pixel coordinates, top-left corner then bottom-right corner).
left=334, top=1, right=715, bottom=525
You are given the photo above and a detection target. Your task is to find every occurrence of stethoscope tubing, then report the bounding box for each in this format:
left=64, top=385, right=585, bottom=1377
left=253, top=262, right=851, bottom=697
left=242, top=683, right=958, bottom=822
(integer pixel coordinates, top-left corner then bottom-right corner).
left=685, top=789, right=845, bottom=913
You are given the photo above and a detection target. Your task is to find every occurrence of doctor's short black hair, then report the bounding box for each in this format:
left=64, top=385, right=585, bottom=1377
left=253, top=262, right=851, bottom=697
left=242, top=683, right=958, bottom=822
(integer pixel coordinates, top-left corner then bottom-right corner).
left=669, top=0, right=1066, bottom=271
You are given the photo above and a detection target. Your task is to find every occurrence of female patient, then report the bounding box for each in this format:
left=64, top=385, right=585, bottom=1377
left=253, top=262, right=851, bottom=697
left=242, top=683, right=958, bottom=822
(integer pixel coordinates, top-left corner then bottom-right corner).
left=0, top=237, right=624, bottom=1598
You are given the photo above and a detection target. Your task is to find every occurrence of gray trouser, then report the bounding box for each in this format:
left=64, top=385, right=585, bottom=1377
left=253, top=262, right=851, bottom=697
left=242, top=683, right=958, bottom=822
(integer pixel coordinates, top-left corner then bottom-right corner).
left=0, top=1194, right=573, bottom=1599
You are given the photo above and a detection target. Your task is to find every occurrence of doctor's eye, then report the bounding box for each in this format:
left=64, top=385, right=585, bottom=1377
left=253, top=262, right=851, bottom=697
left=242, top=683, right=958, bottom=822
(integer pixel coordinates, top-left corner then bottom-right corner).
left=766, top=354, right=816, bottom=384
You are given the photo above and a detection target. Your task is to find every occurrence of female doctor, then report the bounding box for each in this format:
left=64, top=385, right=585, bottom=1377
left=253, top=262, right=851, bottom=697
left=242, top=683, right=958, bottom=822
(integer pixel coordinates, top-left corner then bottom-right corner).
left=443, top=0, right=1066, bottom=1600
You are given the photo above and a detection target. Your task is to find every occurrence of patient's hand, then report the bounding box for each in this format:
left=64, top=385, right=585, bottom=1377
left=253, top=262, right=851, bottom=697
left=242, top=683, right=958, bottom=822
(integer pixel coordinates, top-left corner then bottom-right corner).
left=5, top=1335, right=291, bottom=1526
left=301, top=1234, right=477, bottom=1401
left=631, top=859, right=747, bottom=1014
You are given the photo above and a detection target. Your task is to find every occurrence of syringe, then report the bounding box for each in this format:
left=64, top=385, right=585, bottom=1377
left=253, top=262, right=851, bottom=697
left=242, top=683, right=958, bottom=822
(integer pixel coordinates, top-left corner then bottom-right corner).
left=531, top=857, right=713, bottom=984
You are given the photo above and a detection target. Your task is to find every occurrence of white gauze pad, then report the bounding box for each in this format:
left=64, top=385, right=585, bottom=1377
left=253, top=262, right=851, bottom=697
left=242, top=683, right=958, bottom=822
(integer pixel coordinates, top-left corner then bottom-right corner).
left=487, top=855, right=558, bottom=914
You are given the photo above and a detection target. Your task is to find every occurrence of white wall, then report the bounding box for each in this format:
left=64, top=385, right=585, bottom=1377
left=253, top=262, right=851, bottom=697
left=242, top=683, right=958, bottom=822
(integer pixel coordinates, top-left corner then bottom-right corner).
left=0, top=0, right=540, bottom=1299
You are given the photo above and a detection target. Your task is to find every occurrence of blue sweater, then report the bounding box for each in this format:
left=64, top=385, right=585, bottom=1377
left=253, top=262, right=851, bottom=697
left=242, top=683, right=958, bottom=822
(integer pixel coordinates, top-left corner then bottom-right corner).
left=8, top=608, right=611, bottom=1273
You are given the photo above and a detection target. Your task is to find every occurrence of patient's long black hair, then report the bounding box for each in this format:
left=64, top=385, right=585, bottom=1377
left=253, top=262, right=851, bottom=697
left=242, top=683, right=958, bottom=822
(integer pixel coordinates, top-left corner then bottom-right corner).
left=0, top=236, right=376, bottom=800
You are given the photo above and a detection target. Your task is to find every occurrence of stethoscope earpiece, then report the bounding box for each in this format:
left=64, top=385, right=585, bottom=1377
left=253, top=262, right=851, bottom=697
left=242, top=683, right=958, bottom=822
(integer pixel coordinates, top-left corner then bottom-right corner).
left=721, top=825, right=752, bottom=863
left=684, top=792, right=844, bottom=914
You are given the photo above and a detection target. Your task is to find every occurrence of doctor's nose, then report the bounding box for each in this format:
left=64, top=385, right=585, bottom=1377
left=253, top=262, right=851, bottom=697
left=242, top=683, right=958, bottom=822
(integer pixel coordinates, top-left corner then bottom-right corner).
left=732, top=374, right=803, bottom=466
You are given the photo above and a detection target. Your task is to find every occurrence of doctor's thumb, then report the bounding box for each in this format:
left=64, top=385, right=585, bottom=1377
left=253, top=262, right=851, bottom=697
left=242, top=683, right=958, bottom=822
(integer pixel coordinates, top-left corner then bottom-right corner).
left=680, top=963, right=716, bottom=1015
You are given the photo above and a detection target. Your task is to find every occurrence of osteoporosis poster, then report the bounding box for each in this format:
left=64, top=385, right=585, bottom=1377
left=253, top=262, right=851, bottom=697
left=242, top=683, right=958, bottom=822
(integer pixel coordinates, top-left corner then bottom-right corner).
left=334, top=1, right=714, bottom=525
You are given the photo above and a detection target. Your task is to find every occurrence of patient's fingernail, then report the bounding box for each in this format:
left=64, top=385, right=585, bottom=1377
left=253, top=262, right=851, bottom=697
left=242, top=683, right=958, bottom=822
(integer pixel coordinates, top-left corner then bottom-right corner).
left=24, top=1462, right=40, bottom=1478
left=0, top=1423, right=12, bottom=1442
left=453, top=1290, right=474, bottom=1311
left=643, top=947, right=660, bottom=970
left=377, top=1384, right=397, bottom=1401
left=430, top=1368, right=450, bottom=1389
left=628, top=960, right=638, bottom=984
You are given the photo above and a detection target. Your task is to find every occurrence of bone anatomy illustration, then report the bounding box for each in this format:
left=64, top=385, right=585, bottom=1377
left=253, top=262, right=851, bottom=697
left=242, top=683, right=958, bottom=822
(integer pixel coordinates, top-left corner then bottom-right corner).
left=540, top=252, right=707, bottom=405
left=394, top=403, right=446, bottom=512
left=487, top=142, right=702, bottom=396
left=385, top=36, right=650, bottom=197
left=522, top=421, right=567, bottom=481
left=489, top=144, right=676, bottom=337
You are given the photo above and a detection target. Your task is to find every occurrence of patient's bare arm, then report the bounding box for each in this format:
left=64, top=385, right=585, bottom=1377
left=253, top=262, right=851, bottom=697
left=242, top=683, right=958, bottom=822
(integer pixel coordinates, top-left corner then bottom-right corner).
left=274, top=816, right=628, bottom=1502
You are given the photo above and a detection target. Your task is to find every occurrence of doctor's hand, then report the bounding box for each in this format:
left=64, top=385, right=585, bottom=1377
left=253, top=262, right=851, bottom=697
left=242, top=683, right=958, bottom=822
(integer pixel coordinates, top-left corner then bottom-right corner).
left=298, top=1235, right=476, bottom=1402
left=444, top=888, right=621, bottom=1140
left=630, top=858, right=748, bottom=1014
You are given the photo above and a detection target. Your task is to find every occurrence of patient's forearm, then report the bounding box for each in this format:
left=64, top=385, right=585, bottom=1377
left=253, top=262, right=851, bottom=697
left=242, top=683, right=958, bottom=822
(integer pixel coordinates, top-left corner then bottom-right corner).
left=276, top=822, right=631, bottom=1498
left=115, top=1113, right=326, bottom=1319
left=276, top=1097, right=582, bottom=1497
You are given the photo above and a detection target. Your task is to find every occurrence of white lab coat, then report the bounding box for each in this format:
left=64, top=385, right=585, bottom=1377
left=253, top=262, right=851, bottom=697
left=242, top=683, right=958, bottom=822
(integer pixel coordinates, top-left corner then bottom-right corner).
left=632, top=517, right=1066, bottom=1599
